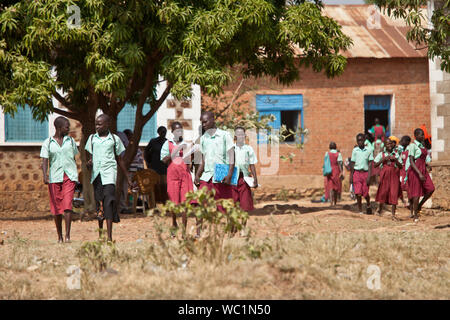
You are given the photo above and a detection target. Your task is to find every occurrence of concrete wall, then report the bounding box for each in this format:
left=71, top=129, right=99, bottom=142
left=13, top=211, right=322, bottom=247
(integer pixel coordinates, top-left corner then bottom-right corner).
left=429, top=56, right=450, bottom=209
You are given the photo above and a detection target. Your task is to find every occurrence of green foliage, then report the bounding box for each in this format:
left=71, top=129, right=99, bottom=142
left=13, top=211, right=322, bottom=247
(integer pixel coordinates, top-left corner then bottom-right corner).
left=153, top=187, right=249, bottom=264
left=0, top=0, right=351, bottom=123
left=369, top=0, right=450, bottom=72
left=77, top=231, right=119, bottom=272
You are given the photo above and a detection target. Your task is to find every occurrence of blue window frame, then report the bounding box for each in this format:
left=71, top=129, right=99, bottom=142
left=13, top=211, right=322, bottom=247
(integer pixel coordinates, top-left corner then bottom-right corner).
left=256, top=94, right=303, bottom=144
left=5, top=105, right=48, bottom=142
left=117, top=103, right=157, bottom=143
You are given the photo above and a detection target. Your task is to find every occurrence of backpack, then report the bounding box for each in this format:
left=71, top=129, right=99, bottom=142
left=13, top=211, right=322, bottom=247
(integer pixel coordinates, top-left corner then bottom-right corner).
left=323, top=152, right=332, bottom=176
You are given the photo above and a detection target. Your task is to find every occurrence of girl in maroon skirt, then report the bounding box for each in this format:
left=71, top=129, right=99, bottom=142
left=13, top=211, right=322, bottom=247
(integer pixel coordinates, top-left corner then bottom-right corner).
left=407, top=129, right=435, bottom=221
left=374, top=139, right=403, bottom=220
left=161, top=122, right=195, bottom=236
left=325, top=142, right=343, bottom=207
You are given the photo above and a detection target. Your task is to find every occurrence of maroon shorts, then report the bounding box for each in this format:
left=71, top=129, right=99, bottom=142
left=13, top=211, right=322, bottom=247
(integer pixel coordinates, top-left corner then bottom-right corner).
left=48, top=173, right=76, bottom=215
left=232, top=177, right=254, bottom=212
left=198, top=179, right=233, bottom=200
left=353, top=170, right=369, bottom=198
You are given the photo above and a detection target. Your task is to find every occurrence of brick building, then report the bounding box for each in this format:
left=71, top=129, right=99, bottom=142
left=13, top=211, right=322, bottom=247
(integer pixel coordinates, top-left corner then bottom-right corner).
left=202, top=5, right=433, bottom=201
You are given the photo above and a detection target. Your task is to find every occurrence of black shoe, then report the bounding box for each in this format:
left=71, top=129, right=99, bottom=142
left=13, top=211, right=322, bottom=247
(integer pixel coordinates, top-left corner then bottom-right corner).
left=366, top=207, right=373, bottom=215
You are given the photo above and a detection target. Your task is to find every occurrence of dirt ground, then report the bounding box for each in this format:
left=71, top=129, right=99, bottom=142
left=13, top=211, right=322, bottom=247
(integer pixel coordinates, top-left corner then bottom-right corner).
left=1, top=197, right=449, bottom=243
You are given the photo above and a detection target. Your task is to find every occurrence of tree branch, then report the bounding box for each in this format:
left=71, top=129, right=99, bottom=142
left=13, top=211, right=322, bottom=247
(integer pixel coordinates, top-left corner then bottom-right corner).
left=51, top=106, right=81, bottom=121
left=143, top=83, right=172, bottom=123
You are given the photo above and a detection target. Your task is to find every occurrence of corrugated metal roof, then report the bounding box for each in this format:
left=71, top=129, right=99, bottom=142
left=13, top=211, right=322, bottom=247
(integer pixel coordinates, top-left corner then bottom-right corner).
left=295, top=5, right=428, bottom=58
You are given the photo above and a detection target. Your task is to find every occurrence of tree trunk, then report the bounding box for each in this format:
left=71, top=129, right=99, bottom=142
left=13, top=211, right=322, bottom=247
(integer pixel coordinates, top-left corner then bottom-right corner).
left=80, top=113, right=96, bottom=214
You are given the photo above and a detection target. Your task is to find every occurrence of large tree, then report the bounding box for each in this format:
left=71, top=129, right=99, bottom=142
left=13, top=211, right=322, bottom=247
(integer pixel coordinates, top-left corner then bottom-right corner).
left=369, top=0, right=449, bottom=72
left=0, top=0, right=352, bottom=211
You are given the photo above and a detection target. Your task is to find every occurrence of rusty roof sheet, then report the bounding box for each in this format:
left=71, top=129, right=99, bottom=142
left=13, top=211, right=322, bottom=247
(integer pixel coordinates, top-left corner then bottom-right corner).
left=296, top=5, right=428, bottom=58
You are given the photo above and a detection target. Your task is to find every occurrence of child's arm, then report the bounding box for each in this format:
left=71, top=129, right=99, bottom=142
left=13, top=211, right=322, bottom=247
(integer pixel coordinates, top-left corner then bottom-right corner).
left=250, top=164, right=258, bottom=188
left=42, top=158, right=49, bottom=184
left=349, top=161, right=355, bottom=185
left=194, top=154, right=205, bottom=186
left=367, top=161, right=373, bottom=186
left=409, top=155, right=424, bottom=181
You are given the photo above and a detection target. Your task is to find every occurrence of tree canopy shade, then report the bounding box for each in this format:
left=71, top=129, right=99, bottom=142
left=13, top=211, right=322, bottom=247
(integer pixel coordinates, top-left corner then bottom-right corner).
left=369, top=0, right=449, bottom=72
left=0, top=0, right=351, bottom=125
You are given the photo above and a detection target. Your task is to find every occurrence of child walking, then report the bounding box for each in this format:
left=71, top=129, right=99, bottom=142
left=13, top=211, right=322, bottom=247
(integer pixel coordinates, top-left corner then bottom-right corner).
left=85, top=114, right=131, bottom=242
left=194, top=111, right=235, bottom=237
left=325, top=142, right=343, bottom=207
left=398, top=136, right=411, bottom=207
left=407, top=128, right=435, bottom=221
left=350, top=133, right=373, bottom=214
left=374, top=138, right=403, bottom=220
left=40, top=116, right=78, bottom=243
left=160, top=121, right=195, bottom=236
left=232, top=127, right=258, bottom=212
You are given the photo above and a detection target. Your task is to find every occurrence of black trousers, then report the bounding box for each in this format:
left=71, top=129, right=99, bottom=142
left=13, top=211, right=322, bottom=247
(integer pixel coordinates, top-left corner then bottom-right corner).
left=93, top=175, right=120, bottom=223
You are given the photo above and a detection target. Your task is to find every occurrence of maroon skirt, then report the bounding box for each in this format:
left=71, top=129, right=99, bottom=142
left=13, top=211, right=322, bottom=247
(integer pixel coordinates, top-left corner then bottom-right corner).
left=375, top=165, right=400, bottom=205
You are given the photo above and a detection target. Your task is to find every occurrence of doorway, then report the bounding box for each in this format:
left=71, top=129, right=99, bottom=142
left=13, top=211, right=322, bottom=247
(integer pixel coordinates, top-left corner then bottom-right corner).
left=364, top=95, right=391, bottom=137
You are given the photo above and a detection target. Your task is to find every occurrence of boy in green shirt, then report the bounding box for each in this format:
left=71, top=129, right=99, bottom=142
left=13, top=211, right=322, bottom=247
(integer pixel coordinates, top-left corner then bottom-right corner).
left=41, top=116, right=78, bottom=243
left=85, top=114, right=132, bottom=242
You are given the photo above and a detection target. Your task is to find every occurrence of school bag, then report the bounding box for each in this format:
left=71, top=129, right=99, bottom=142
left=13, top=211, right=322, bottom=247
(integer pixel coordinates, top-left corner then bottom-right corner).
left=322, top=152, right=332, bottom=176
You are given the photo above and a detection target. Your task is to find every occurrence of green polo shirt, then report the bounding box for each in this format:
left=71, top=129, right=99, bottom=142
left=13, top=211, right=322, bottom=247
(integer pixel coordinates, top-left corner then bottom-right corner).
left=85, top=132, right=125, bottom=185
left=40, top=136, right=79, bottom=183
left=404, top=140, right=431, bottom=172
left=200, top=128, right=234, bottom=182
left=351, top=146, right=374, bottom=171
left=374, top=150, right=402, bottom=169
left=235, top=144, right=257, bottom=177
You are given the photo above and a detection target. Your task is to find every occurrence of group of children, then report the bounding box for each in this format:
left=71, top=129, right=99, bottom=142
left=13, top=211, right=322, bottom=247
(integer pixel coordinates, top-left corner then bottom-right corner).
left=41, top=112, right=259, bottom=242
left=324, top=128, right=435, bottom=221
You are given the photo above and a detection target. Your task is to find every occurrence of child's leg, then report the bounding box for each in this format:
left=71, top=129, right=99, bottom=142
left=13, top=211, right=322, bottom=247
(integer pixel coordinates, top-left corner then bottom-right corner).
left=412, top=197, right=420, bottom=219
left=64, top=210, right=72, bottom=242
left=356, top=195, right=362, bottom=213
left=377, top=203, right=383, bottom=215
left=54, top=214, right=63, bottom=242
left=391, top=204, right=398, bottom=220
left=106, top=219, right=113, bottom=241
left=418, top=190, right=434, bottom=213
left=365, top=195, right=371, bottom=214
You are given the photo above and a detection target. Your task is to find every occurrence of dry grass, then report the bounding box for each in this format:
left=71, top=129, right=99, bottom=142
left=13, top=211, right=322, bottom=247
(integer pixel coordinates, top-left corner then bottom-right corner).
left=1, top=212, right=449, bottom=300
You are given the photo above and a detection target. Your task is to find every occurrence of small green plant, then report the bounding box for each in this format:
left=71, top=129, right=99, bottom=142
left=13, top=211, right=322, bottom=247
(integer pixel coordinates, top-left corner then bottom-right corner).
left=77, top=230, right=119, bottom=272
left=275, top=188, right=289, bottom=202
left=155, top=187, right=249, bottom=264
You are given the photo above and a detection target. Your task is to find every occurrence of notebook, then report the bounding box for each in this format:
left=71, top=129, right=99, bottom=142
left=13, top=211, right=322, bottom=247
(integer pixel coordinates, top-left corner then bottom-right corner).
left=213, top=164, right=238, bottom=186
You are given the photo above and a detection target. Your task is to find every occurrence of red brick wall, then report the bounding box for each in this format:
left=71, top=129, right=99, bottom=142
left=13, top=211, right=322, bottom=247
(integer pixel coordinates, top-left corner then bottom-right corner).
left=203, top=58, right=431, bottom=176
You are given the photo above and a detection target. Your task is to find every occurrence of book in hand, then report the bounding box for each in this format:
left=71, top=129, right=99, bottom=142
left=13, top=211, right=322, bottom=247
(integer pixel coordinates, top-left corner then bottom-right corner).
left=243, top=176, right=260, bottom=188
left=213, top=163, right=238, bottom=186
